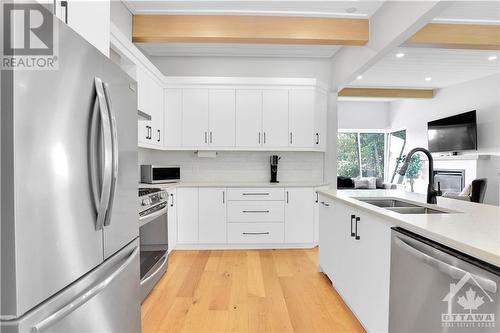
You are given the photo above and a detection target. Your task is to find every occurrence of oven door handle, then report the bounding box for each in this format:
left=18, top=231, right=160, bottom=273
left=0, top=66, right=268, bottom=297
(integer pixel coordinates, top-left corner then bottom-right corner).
left=139, top=206, right=167, bottom=227
left=394, top=237, right=497, bottom=294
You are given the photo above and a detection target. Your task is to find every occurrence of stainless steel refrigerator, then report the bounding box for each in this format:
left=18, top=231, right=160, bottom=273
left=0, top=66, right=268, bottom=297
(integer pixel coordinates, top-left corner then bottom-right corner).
left=1, top=5, right=141, bottom=332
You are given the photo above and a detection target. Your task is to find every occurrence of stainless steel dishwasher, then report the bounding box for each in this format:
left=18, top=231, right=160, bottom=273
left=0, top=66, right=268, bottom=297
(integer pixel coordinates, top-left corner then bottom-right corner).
left=389, top=228, right=499, bottom=333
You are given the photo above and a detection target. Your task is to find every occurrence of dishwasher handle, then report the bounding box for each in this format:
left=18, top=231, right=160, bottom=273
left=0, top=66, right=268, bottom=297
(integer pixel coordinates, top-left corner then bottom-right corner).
left=394, top=237, right=497, bottom=294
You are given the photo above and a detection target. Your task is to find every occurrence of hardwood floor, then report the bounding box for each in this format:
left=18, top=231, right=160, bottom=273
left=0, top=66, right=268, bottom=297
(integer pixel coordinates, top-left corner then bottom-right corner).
left=141, top=248, right=364, bottom=333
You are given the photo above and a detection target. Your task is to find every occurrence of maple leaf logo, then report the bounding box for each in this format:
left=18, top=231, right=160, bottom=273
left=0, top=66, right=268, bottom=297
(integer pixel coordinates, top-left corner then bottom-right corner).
left=457, top=288, right=485, bottom=313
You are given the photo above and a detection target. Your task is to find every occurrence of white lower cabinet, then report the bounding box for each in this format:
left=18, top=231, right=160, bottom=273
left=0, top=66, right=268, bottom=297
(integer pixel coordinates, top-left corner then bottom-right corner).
left=199, top=188, right=227, bottom=244
left=284, top=188, right=314, bottom=243
left=171, top=186, right=316, bottom=248
left=167, top=189, right=177, bottom=250
left=176, top=188, right=199, bottom=244
left=318, top=196, right=393, bottom=333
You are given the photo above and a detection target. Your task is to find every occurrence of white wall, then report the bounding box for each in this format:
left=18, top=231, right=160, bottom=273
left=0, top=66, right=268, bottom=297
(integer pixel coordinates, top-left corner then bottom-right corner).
left=138, top=150, right=324, bottom=183
left=151, top=56, right=332, bottom=83
left=338, top=101, right=390, bottom=130
left=390, top=73, right=500, bottom=155
left=389, top=73, right=500, bottom=205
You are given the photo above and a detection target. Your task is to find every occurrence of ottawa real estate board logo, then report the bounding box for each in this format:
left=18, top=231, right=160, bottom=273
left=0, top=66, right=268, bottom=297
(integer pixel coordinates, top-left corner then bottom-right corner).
left=441, top=272, right=496, bottom=330
left=2, top=1, right=59, bottom=70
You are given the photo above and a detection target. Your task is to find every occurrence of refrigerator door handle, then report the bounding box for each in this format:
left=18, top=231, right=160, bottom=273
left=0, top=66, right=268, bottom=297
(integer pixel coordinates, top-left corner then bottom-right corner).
left=89, top=78, right=113, bottom=231
left=394, top=237, right=497, bottom=294
left=32, top=246, right=139, bottom=333
left=102, top=82, right=118, bottom=226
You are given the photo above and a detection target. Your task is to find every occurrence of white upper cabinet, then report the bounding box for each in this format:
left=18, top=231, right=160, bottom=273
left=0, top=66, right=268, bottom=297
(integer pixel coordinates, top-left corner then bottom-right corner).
left=208, top=89, right=236, bottom=147
left=54, top=0, right=110, bottom=56
left=164, top=89, right=182, bottom=147
left=182, top=89, right=209, bottom=147
left=235, top=90, right=263, bottom=147
left=289, top=90, right=315, bottom=148
left=150, top=78, right=164, bottom=146
left=136, top=67, right=164, bottom=147
left=314, top=91, right=328, bottom=149
left=262, top=90, right=289, bottom=148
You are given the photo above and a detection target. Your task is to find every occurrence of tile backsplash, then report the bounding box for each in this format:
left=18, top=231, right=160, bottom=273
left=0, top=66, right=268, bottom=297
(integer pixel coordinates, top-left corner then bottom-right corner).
left=138, top=149, right=324, bottom=183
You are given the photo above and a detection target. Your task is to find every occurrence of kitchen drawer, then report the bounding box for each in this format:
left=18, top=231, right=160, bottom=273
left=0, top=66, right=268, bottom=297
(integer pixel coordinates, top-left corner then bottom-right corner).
left=227, top=223, right=284, bottom=244
left=227, top=201, right=284, bottom=222
left=226, top=188, right=284, bottom=201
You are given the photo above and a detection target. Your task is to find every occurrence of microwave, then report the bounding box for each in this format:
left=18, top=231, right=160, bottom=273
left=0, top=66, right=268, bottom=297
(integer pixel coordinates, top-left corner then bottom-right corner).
left=140, top=165, right=180, bottom=184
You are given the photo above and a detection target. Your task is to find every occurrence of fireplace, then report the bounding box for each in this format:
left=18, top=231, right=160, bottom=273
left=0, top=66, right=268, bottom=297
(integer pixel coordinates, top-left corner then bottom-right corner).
left=433, top=169, right=465, bottom=194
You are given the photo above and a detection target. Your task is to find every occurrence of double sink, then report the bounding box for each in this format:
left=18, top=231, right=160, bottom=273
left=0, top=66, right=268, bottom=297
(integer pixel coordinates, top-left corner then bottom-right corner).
left=355, top=198, right=453, bottom=215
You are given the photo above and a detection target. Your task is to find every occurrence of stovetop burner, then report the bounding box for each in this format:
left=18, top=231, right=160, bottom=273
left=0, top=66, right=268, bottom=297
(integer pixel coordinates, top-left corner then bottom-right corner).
left=139, top=188, right=161, bottom=197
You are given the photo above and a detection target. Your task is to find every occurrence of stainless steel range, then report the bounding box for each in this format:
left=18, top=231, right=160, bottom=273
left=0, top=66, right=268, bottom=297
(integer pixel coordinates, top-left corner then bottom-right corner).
left=138, top=188, right=169, bottom=302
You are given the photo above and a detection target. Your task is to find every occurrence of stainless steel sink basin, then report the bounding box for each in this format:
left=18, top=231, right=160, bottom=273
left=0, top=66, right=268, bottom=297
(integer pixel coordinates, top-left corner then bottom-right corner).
left=355, top=197, right=452, bottom=215
left=384, top=207, right=449, bottom=214
left=356, top=198, right=419, bottom=208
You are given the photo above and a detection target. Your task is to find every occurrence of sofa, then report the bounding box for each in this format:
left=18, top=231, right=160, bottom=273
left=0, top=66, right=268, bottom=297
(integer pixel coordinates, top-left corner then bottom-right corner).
left=337, top=176, right=396, bottom=190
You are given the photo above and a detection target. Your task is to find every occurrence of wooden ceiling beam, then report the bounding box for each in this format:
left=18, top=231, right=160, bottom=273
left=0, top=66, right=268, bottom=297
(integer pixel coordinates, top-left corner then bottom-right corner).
left=406, top=23, right=500, bottom=50
left=339, top=88, right=434, bottom=99
left=132, top=15, right=368, bottom=45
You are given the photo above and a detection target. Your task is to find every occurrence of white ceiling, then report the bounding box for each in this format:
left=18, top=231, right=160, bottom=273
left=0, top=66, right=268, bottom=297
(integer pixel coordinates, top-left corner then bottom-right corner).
left=124, top=0, right=385, bottom=18
left=348, top=47, right=500, bottom=89
left=433, top=1, right=500, bottom=24
left=137, top=43, right=342, bottom=58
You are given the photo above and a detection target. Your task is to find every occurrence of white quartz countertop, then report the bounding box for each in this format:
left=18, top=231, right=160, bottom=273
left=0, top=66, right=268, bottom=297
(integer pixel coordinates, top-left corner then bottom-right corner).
left=140, top=181, right=327, bottom=190
left=317, top=187, right=500, bottom=267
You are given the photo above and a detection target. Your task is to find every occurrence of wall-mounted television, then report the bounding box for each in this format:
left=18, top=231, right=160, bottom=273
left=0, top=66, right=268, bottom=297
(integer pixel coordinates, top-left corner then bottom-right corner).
left=427, top=110, right=477, bottom=153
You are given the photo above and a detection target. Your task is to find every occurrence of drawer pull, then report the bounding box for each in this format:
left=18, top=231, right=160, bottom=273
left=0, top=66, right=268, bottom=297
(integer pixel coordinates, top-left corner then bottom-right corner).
left=242, top=210, right=270, bottom=213
left=243, top=232, right=270, bottom=235
left=242, top=210, right=269, bottom=213
left=242, top=193, right=270, bottom=196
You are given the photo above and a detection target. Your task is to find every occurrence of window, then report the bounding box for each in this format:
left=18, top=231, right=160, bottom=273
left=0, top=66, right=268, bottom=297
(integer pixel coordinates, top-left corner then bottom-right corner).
left=387, top=130, right=407, bottom=183
left=337, top=131, right=385, bottom=179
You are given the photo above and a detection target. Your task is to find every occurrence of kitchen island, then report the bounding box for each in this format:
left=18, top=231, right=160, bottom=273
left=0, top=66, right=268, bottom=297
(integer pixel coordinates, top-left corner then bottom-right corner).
left=316, top=187, right=500, bottom=332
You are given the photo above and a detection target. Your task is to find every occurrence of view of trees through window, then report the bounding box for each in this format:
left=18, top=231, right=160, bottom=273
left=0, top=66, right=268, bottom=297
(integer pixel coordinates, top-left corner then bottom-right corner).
left=387, top=130, right=407, bottom=183
left=337, top=132, right=385, bottom=179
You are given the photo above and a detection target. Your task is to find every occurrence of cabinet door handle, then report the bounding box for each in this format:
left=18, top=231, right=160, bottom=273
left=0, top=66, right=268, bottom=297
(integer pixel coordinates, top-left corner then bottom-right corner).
left=258, top=132, right=261, bottom=144
left=222, top=191, right=225, bottom=204
left=210, top=131, right=213, bottom=144
left=204, top=131, right=207, bottom=144
left=350, top=215, right=356, bottom=237
left=157, top=129, right=161, bottom=142
left=355, top=217, right=360, bottom=240
left=286, top=191, right=289, bottom=203
left=170, top=193, right=174, bottom=207
left=263, top=132, right=266, bottom=144
left=316, top=133, right=319, bottom=145
left=290, top=132, right=293, bottom=144
left=243, top=232, right=269, bottom=235
left=320, top=201, right=330, bottom=207
left=61, top=0, right=68, bottom=24
left=315, top=192, right=319, bottom=203
left=146, top=126, right=151, bottom=140
left=242, top=210, right=269, bottom=213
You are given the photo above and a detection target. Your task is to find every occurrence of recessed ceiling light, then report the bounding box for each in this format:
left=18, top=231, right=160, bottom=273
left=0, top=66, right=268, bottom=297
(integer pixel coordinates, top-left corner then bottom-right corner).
left=488, top=55, right=498, bottom=61
left=425, top=77, right=432, bottom=81
left=395, top=52, right=405, bottom=58
left=345, top=7, right=357, bottom=14
left=356, top=75, right=363, bottom=80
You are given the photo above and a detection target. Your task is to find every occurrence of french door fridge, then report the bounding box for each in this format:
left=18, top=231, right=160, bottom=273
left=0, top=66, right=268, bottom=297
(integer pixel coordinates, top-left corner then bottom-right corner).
left=1, top=3, right=140, bottom=332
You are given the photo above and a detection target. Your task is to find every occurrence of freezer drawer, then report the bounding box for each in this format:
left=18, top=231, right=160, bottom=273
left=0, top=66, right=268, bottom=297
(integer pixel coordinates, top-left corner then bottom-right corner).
left=1, top=240, right=141, bottom=333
